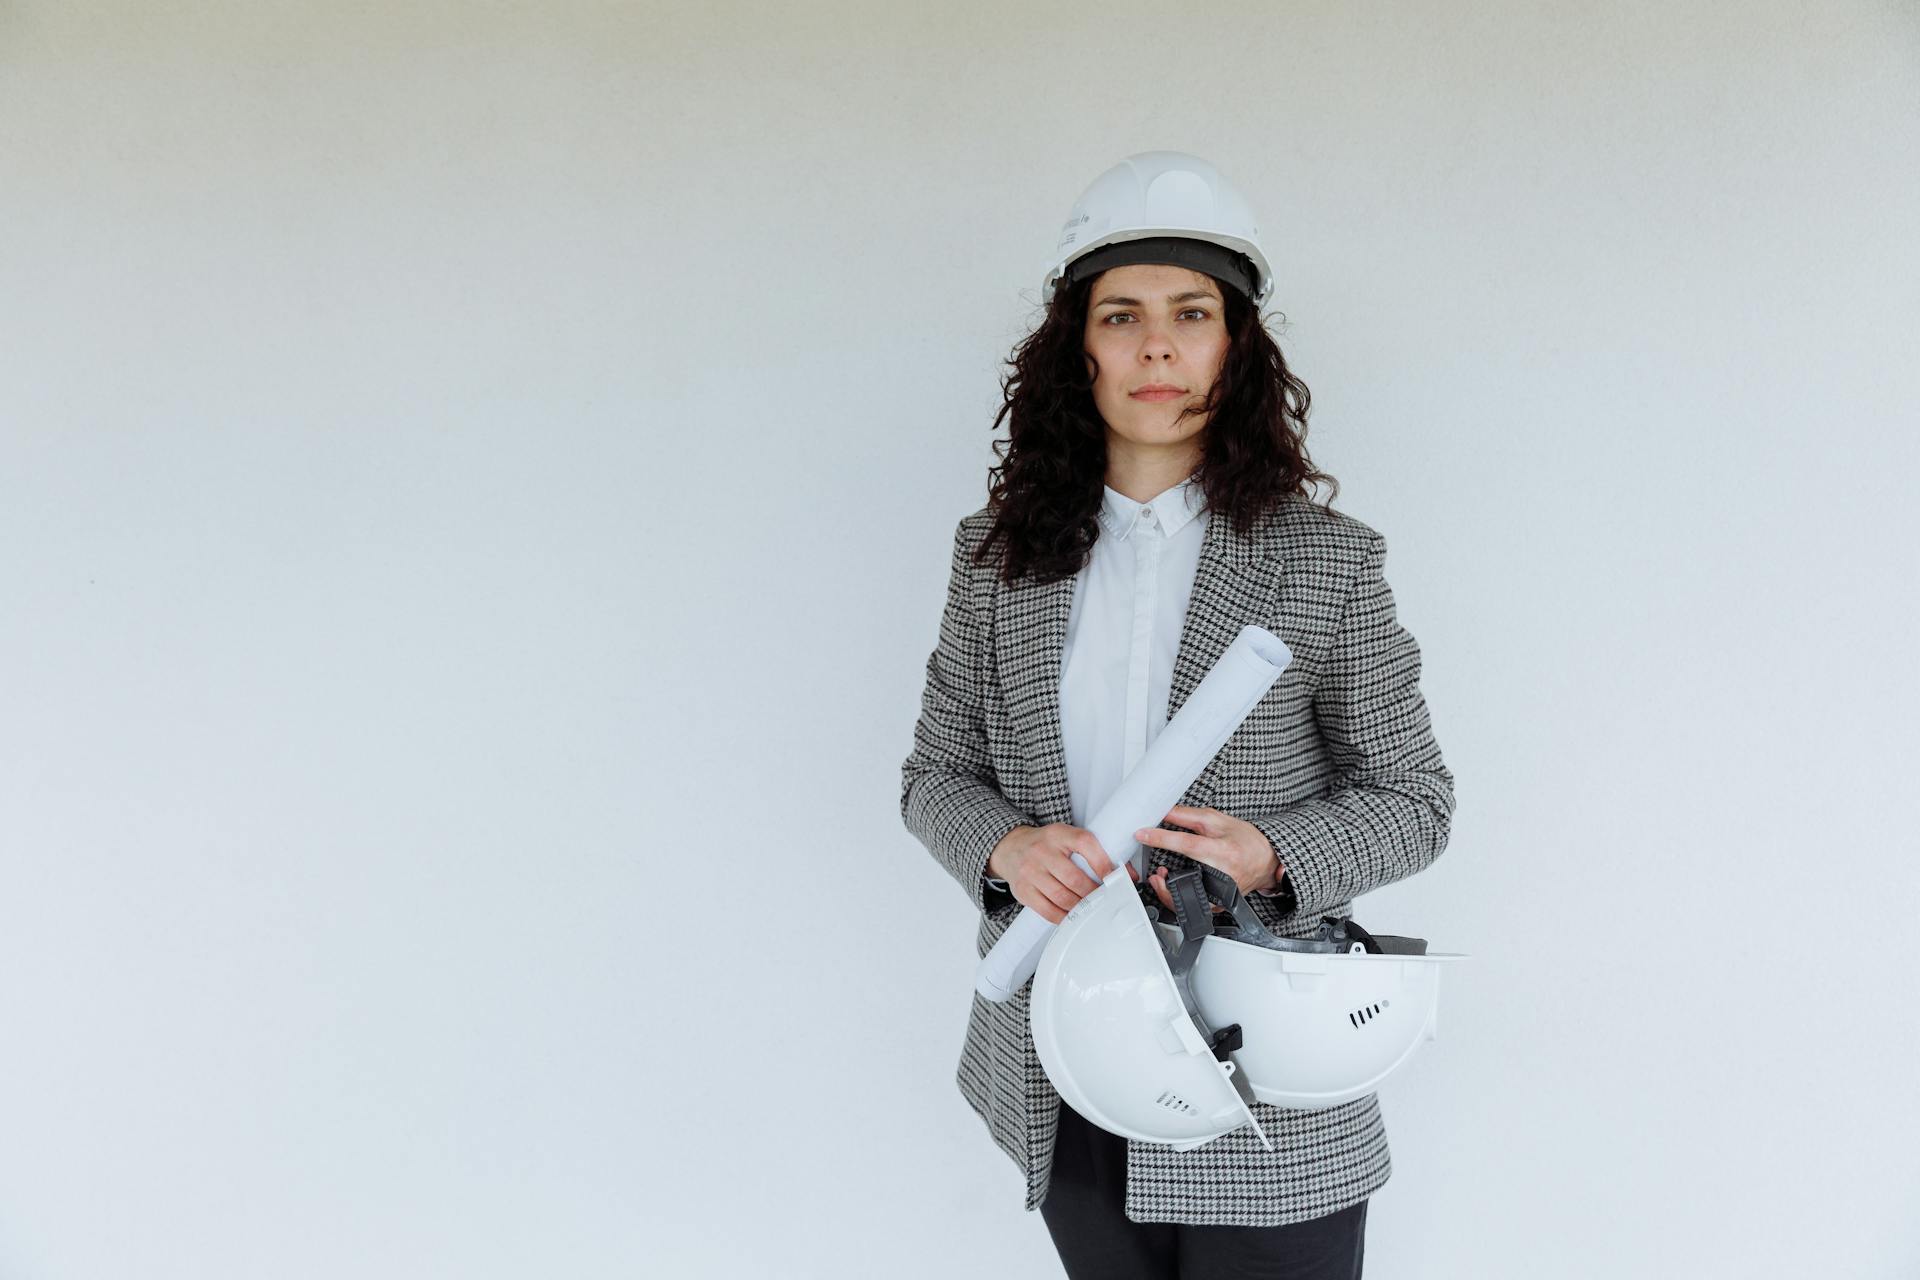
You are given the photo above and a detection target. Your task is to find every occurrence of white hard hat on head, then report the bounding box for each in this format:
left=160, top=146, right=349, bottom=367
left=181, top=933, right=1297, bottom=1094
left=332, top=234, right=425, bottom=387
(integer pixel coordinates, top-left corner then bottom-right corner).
left=1041, top=150, right=1276, bottom=307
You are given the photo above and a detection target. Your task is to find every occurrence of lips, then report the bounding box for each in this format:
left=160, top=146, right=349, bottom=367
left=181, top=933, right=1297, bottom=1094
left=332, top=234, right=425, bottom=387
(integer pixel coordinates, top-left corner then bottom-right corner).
left=1130, top=385, right=1187, bottom=401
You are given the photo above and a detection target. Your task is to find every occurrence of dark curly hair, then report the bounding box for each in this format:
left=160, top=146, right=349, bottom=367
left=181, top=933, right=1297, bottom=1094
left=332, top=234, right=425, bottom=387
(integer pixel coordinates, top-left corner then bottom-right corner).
left=974, top=269, right=1339, bottom=586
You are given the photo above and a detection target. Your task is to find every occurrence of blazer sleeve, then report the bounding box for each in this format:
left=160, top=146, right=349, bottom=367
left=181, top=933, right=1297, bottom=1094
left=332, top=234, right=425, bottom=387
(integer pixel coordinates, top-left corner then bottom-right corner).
left=900, top=518, right=1035, bottom=915
left=1244, top=528, right=1456, bottom=922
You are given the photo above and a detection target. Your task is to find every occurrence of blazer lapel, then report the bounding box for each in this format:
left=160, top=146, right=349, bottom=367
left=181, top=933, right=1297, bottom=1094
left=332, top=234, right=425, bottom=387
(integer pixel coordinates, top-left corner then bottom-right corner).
left=1166, top=508, right=1284, bottom=804
left=993, top=505, right=1284, bottom=829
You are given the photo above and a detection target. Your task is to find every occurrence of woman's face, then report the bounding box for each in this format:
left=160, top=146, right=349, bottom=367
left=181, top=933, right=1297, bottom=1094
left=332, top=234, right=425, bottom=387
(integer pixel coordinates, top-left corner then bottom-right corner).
left=1082, top=262, right=1230, bottom=453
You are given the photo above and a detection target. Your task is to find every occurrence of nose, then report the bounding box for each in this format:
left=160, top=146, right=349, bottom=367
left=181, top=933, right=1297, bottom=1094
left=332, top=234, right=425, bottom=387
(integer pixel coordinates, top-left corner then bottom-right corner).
left=1137, top=316, right=1177, bottom=362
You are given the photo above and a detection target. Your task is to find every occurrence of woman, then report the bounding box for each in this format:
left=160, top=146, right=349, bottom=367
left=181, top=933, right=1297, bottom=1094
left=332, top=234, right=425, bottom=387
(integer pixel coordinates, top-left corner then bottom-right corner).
left=899, top=151, right=1456, bottom=1278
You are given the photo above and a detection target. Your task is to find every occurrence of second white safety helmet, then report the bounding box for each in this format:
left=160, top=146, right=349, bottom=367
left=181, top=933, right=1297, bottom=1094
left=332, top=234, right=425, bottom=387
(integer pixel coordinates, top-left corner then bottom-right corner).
left=1155, top=917, right=1465, bottom=1110
left=1041, top=150, right=1276, bottom=307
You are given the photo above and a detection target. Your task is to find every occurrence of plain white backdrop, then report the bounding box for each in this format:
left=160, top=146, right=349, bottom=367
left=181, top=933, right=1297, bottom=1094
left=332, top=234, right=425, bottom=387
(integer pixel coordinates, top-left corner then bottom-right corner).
left=3, top=2, right=1916, bottom=1276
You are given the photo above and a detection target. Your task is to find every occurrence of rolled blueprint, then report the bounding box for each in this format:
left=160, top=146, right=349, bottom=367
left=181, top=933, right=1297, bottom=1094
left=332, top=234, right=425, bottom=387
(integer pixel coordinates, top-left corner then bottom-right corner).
left=974, top=624, right=1293, bottom=1003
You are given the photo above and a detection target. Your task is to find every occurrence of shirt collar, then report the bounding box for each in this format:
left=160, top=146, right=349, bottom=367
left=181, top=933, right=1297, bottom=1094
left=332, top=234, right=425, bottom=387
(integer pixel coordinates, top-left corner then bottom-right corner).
left=1097, top=473, right=1207, bottom=542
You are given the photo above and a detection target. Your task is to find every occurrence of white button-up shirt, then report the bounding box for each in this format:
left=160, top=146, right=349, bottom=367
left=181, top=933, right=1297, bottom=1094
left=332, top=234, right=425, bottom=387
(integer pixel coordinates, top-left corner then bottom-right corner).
left=987, top=473, right=1283, bottom=897
left=1058, top=474, right=1210, bottom=874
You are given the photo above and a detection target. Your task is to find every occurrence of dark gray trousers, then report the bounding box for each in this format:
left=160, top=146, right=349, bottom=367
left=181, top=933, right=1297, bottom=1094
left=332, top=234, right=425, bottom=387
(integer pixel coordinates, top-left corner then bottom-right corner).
left=1039, top=1101, right=1367, bottom=1279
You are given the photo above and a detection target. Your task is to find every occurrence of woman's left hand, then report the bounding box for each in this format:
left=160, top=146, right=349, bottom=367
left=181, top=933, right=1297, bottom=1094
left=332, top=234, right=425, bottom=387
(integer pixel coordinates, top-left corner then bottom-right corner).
left=1135, top=804, right=1281, bottom=913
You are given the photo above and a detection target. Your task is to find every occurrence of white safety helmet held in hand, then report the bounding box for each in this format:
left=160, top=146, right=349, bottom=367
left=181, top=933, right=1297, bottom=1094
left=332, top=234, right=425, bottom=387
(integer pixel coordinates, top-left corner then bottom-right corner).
left=1031, top=862, right=1463, bottom=1148
left=1030, top=868, right=1272, bottom=1152
left=1155, top=917, right=1465, bottom=1110
left=1041, top=150, right=1277, bottom=307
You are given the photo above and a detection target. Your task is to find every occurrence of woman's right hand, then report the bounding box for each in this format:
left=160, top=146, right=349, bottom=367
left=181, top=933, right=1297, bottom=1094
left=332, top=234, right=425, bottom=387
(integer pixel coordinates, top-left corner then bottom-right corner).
left=987, top=825, right=1137, bottom=925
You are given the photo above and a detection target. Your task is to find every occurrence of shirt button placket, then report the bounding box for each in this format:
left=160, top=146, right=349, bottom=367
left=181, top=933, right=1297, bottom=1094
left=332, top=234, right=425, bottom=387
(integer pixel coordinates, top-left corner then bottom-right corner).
left=1124, top=512, right=1160, bottom=777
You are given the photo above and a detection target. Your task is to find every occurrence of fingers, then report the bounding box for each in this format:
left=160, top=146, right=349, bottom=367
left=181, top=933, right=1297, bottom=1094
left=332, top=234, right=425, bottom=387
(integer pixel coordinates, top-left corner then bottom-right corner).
left=1167, top=804, right=1215, bottom=832
left=1134, top=823, right=1183, bottom=856
left=1074, top=829, right=1116, bottom=879
left=1150, top=866, right=1174, bottom=912
left=1052, top=856, right=1101, bottom=899
left=1039, top=878, right=1079, bottom=920
left=1022, top=879, right=1075, bottom=925
left=1022, top=871, right=1101, bottom=925
left=1014, top=827, right=1144, bottom=925
left=1018, top=859, right=1095, bottom=925
left=1056, top=829, right=1115, bottom=895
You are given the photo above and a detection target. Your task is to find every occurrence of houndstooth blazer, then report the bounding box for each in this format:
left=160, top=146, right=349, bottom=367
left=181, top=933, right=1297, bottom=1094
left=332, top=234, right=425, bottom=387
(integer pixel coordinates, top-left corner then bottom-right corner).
left=899, top=491, right=1457, bottom=1227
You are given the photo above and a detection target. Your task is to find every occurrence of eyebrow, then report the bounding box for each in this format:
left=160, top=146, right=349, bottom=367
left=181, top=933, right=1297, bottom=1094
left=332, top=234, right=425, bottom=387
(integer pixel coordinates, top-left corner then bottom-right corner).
left=1091, top=290, right=1220, bottom=308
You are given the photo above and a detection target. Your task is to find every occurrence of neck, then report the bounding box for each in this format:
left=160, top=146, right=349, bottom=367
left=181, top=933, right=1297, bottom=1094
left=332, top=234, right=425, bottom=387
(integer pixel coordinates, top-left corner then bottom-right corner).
left=1104, top=440, right=1201, bottom=504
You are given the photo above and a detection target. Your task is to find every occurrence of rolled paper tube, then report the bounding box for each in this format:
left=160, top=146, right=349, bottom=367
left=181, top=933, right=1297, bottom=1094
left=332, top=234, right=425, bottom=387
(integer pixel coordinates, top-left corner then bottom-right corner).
left=975, top=624, right=1293, bottom=1003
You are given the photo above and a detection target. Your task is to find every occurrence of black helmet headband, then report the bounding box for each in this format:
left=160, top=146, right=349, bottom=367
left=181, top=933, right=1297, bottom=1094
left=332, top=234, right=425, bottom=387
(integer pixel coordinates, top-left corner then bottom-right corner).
left=1061, top=235, right=1259, bottom=303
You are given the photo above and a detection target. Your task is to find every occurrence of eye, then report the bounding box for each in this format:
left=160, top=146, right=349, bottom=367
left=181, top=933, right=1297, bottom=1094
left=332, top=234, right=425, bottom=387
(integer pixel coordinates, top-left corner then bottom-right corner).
left=1098, top=308, right=1211, bottom=326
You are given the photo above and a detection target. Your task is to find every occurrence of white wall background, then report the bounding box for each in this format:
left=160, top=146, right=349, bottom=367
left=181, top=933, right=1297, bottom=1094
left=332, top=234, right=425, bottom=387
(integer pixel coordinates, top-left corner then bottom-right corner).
left=3, top=2, right=1916, bottom=1276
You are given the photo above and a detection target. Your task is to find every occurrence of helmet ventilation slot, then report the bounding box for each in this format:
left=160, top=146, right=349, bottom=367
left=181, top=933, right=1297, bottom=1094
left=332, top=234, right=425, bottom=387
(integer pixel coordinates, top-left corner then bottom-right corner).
left=1154, top=1090, right=1200, bottom=1116
left=1348, top=999, right=1389, bottom=1028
